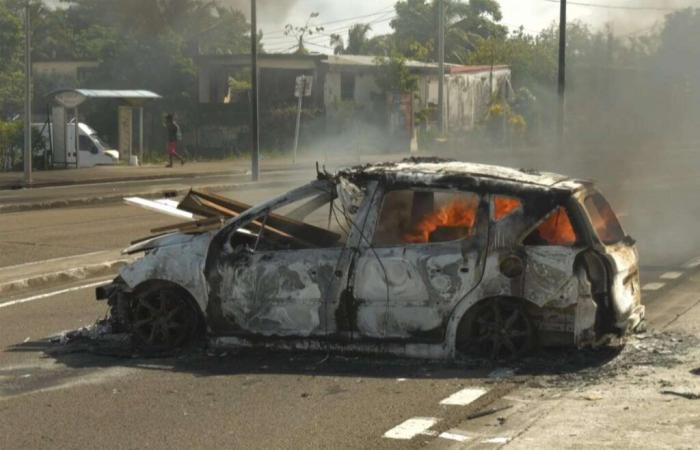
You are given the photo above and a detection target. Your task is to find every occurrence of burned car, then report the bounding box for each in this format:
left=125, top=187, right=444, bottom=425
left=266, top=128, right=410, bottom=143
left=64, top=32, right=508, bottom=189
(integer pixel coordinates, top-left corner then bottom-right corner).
left=99, top=158, right=645, bottom=359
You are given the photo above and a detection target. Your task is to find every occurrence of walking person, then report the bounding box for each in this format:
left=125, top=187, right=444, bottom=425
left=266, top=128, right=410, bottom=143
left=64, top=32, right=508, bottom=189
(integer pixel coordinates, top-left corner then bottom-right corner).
left=164, top=113, right=185, bottom=167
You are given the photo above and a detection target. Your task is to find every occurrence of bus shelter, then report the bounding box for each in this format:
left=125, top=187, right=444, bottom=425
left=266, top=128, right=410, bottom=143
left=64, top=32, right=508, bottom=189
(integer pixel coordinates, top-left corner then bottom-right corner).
left=48, top=89, right=161, bottom=168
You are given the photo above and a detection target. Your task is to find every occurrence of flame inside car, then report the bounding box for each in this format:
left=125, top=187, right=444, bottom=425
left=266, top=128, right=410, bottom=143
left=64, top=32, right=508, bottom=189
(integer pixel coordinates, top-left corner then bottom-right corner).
left=404, top=197, right=479, bottom=243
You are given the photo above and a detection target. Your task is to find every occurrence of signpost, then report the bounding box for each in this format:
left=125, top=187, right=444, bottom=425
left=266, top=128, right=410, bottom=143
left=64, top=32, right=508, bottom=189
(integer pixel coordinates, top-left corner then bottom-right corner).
left=292, top=75, right=313, bottom=164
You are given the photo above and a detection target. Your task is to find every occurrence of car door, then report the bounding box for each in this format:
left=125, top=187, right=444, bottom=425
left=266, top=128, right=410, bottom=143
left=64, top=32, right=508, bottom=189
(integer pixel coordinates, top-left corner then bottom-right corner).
left=351, top=187, right=489, bottom=341
left=204, top=179, right=368, bottom=338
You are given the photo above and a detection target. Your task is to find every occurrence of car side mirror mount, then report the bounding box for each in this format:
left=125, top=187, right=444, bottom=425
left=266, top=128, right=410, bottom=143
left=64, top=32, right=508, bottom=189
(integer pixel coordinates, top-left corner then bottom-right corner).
left=623, top=235, right=636, bottom=246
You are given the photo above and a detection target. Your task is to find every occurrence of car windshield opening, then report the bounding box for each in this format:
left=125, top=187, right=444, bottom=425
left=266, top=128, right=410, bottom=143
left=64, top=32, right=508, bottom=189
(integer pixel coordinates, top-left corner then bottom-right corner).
left=583, top=193, right=626, bottom=245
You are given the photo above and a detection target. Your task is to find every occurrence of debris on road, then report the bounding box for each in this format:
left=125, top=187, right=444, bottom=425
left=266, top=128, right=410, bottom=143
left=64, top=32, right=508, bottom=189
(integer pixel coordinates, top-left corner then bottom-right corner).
left=660, top=390, right=700, bottom=400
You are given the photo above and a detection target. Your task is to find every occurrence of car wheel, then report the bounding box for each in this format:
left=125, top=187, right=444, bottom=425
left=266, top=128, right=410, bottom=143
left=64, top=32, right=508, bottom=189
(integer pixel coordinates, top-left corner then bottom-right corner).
left=130, top=286, right=201, bottom=352
left=457, top=298, right=536, bottom=360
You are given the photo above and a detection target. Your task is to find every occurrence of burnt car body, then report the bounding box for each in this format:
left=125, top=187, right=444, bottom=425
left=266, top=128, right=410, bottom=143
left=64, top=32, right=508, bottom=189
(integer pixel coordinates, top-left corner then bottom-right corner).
left=99, top=159, right=645, bottom=359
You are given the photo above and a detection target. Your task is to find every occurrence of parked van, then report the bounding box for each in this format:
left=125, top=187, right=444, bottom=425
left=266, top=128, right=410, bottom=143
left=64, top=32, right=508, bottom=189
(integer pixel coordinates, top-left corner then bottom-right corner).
left=34, top=121, right=119, bottom=168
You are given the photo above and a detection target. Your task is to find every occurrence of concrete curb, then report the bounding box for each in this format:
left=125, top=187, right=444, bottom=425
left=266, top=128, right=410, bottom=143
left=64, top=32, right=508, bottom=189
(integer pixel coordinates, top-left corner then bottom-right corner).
left=0, top=257, right=135, bottom=297
left=0, top=177, right=308, bottom=214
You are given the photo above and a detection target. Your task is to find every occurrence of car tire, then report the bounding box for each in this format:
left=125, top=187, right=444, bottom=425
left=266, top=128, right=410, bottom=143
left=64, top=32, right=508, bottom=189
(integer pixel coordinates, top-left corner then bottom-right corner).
left=456, top=298, right=536, bottom=360
left=129, top=284, right=202, bottom=353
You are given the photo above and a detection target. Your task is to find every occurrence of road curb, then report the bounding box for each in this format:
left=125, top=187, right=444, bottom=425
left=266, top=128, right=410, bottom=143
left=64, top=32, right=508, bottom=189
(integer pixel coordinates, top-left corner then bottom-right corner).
left=0, top=258, right=135, bottom=297
left=0, top=178, right=307, bottom=214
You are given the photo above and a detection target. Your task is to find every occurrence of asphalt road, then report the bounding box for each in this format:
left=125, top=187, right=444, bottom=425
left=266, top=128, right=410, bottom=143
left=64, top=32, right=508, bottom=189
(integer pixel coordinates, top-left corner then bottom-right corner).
left=2, top=150, right=700, bottom=449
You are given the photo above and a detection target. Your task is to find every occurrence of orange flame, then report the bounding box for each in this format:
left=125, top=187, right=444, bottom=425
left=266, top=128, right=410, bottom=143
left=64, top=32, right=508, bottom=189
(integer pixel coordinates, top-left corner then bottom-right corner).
left=537, top=207, right=577, bottom=245
left=494, top=196, right=522, bottom=221
left=404, top=198, right=478, bottom=243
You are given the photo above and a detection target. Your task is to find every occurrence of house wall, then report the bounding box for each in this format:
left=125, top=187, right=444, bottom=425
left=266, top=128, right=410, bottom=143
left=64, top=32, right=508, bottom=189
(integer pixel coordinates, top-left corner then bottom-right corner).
left=441, top=68, right=511, bottom=132
left=33, top=61, right=98, bottom=80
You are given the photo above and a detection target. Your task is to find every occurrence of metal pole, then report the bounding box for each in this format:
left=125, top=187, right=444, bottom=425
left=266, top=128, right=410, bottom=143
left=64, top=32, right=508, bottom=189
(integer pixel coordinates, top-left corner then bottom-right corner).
left=557, top=0, right=567, bottom=149
left=292, top=81, right=303, bottom=164
left=23, top=1, right=32, bottom=185
left=250, top=0, right=260, bottom=181
left=139, top=107, right=144, bottom=164
left=74, top=107, right=79, bottom=168
left=437, top=0, right=445, bottom=135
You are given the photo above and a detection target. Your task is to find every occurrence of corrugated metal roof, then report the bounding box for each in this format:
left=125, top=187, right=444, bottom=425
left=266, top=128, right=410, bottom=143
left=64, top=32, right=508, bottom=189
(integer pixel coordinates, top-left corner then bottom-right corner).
left=323, top=55, right=438, bottom=69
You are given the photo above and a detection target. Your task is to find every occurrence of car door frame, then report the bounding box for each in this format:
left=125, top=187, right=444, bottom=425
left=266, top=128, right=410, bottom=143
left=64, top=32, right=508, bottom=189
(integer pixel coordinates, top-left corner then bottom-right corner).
left=204, top=179, right=372, bottom=337
left=348, top=183, right=490, bottom=342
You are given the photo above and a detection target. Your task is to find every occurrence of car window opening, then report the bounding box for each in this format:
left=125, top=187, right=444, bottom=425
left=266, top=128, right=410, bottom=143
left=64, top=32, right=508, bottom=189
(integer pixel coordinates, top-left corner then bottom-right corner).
left=584, top=193, right=626, bottom=245
left=524, top=206, right=577, bottom=246
left=374, top=190, right=480, bottom=246
left=494, top=195, right=522, bottom=221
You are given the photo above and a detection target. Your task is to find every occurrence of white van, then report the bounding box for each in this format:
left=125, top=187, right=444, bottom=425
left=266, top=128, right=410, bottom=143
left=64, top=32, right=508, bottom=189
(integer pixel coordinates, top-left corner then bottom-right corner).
left=35, top=121, right=120, bottom=168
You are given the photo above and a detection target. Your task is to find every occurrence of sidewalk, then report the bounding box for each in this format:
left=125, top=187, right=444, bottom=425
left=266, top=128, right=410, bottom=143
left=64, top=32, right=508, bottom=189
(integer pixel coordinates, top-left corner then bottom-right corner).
left=0, top=153, right=398, bottom=190
left=0, top=250, right=134, bottom=297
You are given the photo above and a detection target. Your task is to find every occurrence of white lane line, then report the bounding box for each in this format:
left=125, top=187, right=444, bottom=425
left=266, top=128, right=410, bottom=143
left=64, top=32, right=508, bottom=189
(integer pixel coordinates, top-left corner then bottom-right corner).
left=439, top=387, right=488, bottom=406
left=383, top=417, right=439, bottom=440
left=660, top=271, right=683, bottom=280
left=439, top=431, right=470, bottom=442
left=482, top=437, right=511, bottom=444
left=0, top=279, right=111, bottom=309
left=0, top=251, right=111, bottom=270
left=682, top=256, right=700, bottom=269
left=642, top=282, right=665, bottom=291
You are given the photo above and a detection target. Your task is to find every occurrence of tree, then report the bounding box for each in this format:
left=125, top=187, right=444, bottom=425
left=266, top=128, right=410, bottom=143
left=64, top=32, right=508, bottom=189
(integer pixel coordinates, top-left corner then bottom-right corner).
left=390, top=0, right=506, bottom=62
left=0, top=1, right=24, bottom=118
left=284, top=12, right=324, bottom=55
left=330, top=23, right=372, bottom=55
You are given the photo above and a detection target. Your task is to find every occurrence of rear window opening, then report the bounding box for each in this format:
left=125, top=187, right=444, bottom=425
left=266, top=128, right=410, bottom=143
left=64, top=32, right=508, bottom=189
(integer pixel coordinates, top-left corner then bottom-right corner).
left=583, top=193, right=626, bottom=245
left=524, top=206, right=578, bottom=246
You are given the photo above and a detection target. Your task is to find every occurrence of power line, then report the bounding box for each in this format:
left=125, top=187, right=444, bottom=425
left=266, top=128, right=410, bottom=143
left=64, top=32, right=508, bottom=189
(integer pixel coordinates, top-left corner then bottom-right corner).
left=262, top=7, right=394, bottom=37
left=542, top=0, right=685, bottom=11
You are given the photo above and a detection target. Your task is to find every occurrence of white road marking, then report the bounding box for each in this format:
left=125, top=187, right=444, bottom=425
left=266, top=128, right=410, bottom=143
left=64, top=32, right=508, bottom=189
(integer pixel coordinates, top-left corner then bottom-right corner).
left=439, top=387, right=488, bottom=406
left=642, top=282, right=665, bottom=291
left=383, top=417, right=439, bottom=440
left=0, top=250, right=110, bottom=270
left=439, top=431, right=470, bottom=442
left=682, top=256, right=700, bottom=269
left=660, top=271, right=683, bottom=280
left=0, top=279, right=111, bottom=309
left=482, top=437, right=511, bottom=444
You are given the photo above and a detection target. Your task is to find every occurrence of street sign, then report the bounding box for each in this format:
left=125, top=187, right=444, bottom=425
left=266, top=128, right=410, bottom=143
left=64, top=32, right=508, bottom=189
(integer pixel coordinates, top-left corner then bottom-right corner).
left=294, top=75, right=313, bottom=98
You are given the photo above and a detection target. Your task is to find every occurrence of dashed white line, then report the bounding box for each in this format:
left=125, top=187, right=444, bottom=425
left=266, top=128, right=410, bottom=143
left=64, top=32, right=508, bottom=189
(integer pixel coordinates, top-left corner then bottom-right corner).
left=383, top=417, right=439, bottom=440
left=642, top=282, right=665, bottom=291
left=482, top=437, right=511, bottom=444
left=439, top=387, right=487, bottom=406
left=439, top=431, right=470, bottom=442
left=0, top=279, right=110, bottom=310
left=660, top=271, right=683, bottom=280
left=682, top=256, right=700, bottom=269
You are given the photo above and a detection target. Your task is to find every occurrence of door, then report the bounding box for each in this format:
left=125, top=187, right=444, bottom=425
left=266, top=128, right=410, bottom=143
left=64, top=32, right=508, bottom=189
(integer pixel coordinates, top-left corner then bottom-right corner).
left=204, top=180, right=368, bottom=338
left=352, top=188, right=489, bottom=341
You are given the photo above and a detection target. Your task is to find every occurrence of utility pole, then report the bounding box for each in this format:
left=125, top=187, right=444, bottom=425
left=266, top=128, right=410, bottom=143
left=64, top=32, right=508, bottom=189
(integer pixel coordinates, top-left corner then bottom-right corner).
left=437, top=0, right=446, bottom=135
left=23, top=1, right=32, bottom=186
left=250, top=0, right=260, bottom=181
left=557, top=0, right=567, bottom=149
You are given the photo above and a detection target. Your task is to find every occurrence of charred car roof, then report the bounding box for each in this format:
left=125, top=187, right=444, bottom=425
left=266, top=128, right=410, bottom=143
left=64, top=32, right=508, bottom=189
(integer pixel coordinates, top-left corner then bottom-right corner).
left=336, top=157, right=589, bottom=196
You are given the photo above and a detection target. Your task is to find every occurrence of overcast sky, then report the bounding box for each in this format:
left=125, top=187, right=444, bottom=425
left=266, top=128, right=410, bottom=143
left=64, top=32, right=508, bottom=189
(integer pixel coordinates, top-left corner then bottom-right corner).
left=259, top=1, right=698, bottom=53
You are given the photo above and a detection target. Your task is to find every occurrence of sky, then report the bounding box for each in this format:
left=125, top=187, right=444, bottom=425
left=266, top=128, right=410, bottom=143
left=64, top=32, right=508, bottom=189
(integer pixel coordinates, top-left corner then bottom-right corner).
left=256, top=0, right=698, bottom=53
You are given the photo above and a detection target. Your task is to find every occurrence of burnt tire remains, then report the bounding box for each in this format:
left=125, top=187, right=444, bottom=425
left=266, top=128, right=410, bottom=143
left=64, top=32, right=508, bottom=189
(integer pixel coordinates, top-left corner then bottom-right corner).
left=457, top=298, right=536, bottom=360
left=129, top=285, right=201, bottom=352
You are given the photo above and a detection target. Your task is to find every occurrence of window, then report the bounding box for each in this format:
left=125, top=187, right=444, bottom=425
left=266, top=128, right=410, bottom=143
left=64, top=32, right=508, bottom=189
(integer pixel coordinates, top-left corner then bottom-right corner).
left=79, top=135, right=97, bottom=154
left=583, top=193, right=625, bottom=245
left=373, top=190, right=480, bottom=246
left=341, top=73, right=355, bottom=101
left=524, top=207, right=578, bottom=246
left=493, top=196, right=522, bottom=221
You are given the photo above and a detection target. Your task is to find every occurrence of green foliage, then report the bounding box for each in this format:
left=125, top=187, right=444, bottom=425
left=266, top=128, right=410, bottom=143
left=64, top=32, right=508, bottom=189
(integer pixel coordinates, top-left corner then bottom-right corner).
left=331, top=23, right=373, bottom=55
left=0, top=1, right=23, bottom=118
left=390, top=0, right=506, bottom=62
left=374, top=53, right=419, bottom=94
